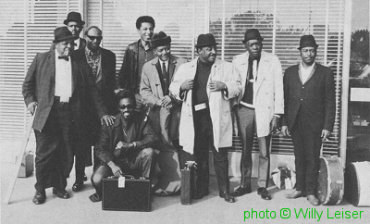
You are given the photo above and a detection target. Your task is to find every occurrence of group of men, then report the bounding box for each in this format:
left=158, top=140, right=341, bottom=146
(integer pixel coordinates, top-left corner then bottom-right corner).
left=22, top=11, right=335, bottom=207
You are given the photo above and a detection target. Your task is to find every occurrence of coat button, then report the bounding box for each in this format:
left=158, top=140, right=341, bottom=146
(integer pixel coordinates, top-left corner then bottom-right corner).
left=300, top=99, right=303, bottom=101
left=302, top=86, right=305, bottom=89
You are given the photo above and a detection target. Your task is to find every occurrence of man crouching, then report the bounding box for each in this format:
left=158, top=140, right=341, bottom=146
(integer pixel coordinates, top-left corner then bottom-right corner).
left=89, top=90, right=158, bottom=202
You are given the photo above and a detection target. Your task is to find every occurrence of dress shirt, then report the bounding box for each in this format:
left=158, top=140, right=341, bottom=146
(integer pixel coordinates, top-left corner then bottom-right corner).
left=55, top=50, right=72, bottom=102
left=300, top=62, right=315, bottom=84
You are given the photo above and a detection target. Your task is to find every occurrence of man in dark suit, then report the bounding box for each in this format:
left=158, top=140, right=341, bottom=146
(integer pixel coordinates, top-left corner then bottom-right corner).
left=22, top=27, right=108, bottom=205
left=89, top=90, right=158, bottom=202
left=64, top=11, right=86, bottom=51
left=117, top=16, right=156, bottom=111
left=282, top=35, right=335, bottom=206
left=71, top=26, right=116, bottom=192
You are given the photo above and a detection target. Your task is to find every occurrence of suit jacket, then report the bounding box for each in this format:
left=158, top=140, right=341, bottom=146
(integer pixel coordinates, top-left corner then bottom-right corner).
left=283, top=63, right=335, bottom=132
left=118, top=40, right=154, bottom=93
left=95, top=112, right=158, bottom=165
left=232, top=51, right=284, bottom=137
left=22, top=50, right=106, bottom=133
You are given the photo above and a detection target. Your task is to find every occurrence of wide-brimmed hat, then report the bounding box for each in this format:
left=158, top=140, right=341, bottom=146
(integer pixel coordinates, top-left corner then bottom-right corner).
left=53, top=26, right=78, bottom=43
left=151, top=31, right=171, bottom=48
left=298, top=35, right=318, bottom=49
left=63, top=12, right=85, bottom=26
left=195, top=33, right=218, bottom=48
left=242, top=29, right=264, bottom=43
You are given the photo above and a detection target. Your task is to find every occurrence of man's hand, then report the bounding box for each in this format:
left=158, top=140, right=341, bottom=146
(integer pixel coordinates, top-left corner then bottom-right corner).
left=101, top=115, right=115, bottom=126
left=209, top=81, right=226, bottom=92
left=180, top=80, right=194, bottom=91
left=115, top=141, right=134, bottom=153
left=161, top=95, right=172, bottom=108
left=270, top=116, right=280, bottom=133
left=114, top=88, right=124, bottom=95
left=108, top=161, right=123, bottom=177
left=281, top=126, right=290, bottom=136
left=27, top=102, right=37, bottom=115
left=321, top=129, right=331, bottom=141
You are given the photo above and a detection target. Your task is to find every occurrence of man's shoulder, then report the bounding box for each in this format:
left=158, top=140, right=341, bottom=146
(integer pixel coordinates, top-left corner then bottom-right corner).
left=126, top=41, right=139, bottom=51
left=233, top=52, right=248, bottom=62
left=170, top=55, right=187, bottom=64
left=101, top=48, right=116, bottom=58
left=285, top=64, right=299, bottom=74
left=315, top=63, right=332, bottom=74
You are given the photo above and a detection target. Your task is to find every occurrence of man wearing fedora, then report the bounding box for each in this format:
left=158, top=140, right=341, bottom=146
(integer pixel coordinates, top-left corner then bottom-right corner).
left=118, top=16, right=156, bottom=111
left=71, top=26, right=117, bottom=192
left=22, top=27, right=107, bottom=204
left=64, top=11, right=86, bottom=51
left=231, top=29, right=284, bottom=200
left=169, top=33, right=240, bottom=203
left=140, top=31, right=187, bottom=195
left=282, top=35, right=335, bottom=206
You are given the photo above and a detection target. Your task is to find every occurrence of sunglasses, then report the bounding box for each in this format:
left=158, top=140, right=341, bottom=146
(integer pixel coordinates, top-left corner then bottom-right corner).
left=119, top=105, right=135, bottom=110
left=87, top=35, right=102, bottom=41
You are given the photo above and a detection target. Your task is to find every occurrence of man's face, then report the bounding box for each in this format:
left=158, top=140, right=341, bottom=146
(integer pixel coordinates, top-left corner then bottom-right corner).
left=55, top=40, right=73, bottom=57
left=118, top=98, right=135, bottom=120
left=245, top=39, right=263, bottom=59
left=198, top=45, right=217, bottom=64
left=86, top=28, right=102, bottom=52
left=155, top=45, right=171, bottom=61
left=300, top=47, right=317, bottom=65
left=138, top=22, right=154, bottom=42
left=67, top=21, right=82, bottom=37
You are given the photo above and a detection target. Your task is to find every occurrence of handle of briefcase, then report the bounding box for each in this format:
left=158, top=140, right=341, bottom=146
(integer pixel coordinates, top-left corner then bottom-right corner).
left=107, top=175, right=136, bottom=179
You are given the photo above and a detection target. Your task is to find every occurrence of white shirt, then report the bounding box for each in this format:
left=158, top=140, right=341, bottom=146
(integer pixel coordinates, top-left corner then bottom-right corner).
left=74, top=38, right=80, bottom=50
left=300, top=62, right=315, bottom=84
left=55, top=50, right=72, bottom=102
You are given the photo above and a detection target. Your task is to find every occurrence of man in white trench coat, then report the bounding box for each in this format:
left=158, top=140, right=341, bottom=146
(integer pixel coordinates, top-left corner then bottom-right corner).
left=169, top=33, right=241, bottom=203
left=231, top=29, right=284, bottom=200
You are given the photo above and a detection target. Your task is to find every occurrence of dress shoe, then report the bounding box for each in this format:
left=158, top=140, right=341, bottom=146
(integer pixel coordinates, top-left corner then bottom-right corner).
left=32, top=190, right=46, bottom=205
left=83, top=175, right=88, bottom=182
left=52, top=188, right=70, bottom=199
left=72, top=182, right=84, bottom=192
left=219, top=191, right=236, bottom=203
left=257, top=187, right=272, bottom=200
left=307, top=195, right=320, bottom=206
left=286, top=190, right=304, bottom=199
left=232, top=186, right=252, bottom=197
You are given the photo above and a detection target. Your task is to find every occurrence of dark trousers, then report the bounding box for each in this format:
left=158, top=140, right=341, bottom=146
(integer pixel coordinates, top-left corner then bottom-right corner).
left=192, top=108, right=230, bottom=194
left=235, top=106, right=271, bottom=188
left=291, top=112, right=322, bottom=195
left=91, top=148, right=154, bottom=197
left=74, top=145, right=91, bottom=182
left=34, top=102, right=74, bottom=191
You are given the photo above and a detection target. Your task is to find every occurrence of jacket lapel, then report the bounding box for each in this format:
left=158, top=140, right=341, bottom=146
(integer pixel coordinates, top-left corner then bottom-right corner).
left=254, top=51, right=268, bottom=93
left=71, top=54, right=79, bottom=94
left=238, top=52, right=249, bottom=92
left=168, top=55, right=177, bottom=82
left=49, top=51, right=56, bottom=95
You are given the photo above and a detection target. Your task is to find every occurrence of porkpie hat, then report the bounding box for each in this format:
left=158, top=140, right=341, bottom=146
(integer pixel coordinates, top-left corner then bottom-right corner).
left=195, top=33, right=218, bottom=48
left=151, top=31, right=171, bottom=48
left=63, top=11, right=85, bottom=26
left=298, top=35, right=318, bottom=49
left=53, top=26, right=78, bottom=43
left=242, top=29, right=264, bottom=43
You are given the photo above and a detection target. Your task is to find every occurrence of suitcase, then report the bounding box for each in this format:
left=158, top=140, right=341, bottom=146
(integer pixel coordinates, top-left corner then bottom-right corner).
left=345, top=161, right=370, bottom=207
left=317, top=156, right=344, bottom=205
left=18, top=152, right=34, bottom=178
left=180, top=161, right=197, bottom=205
left=102, top=176, right=151, bottom=211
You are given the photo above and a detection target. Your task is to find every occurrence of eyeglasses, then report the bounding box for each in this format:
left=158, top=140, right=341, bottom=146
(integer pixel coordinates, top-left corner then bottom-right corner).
left=87, top=35, right=102, bottom=41
left=119, top=105, right=135, bottom=110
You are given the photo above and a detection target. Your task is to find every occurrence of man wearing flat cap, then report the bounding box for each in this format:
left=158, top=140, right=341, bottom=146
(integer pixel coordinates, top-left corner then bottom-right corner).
left=22, top=26, right=108, bottom=205
left=140, top=31, right=187, bottom=195
left=282, top=35, right=335, bottom=206
left=64, top=11, right=86, bottom=51
left=170, top=33, right=241, bottom=203
left=232, top=29, right=284, bottom=200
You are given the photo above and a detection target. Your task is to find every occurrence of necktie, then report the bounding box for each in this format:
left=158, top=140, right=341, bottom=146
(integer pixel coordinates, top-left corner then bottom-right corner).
left=162, top=62, right=169, bottom=94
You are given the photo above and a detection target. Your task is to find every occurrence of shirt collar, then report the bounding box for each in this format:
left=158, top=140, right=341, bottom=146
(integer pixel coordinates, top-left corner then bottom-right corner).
left=140, top=39, right=151, bottom=51
left=85, top=47, right=101, bottom=58
left=300, top=62, right=316, bottom=71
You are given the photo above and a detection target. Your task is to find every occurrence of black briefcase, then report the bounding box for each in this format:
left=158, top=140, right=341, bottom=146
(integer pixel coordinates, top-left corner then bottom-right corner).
left=180, top=161, right=198, bottom=205
left=102, top=176, right=151, bottom=212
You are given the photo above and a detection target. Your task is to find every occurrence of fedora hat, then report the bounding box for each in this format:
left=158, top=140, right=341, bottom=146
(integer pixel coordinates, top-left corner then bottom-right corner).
left=298, top=35, right=318, bottom=49
left=53, top=26, right=78, bottom=43
left=63, top=12, right=85, bottom=26
left=195, top=33, right=218, bottom=48
left=242, top=29, right=263, bottom=43
left=151, top=31, right=171, bottom=48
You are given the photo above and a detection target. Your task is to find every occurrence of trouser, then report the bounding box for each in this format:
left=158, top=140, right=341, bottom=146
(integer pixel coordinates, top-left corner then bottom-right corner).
left=290, top=112, right=322, bottom=195
left=91, top=148, right=155, bottom=197
left=74, top=145, right=91, bottom=182
left=191, top=108, right=230, bottom=194
left=34, top=101, right=74, bottom=191
left=235, top=106, right=271, bottom=188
